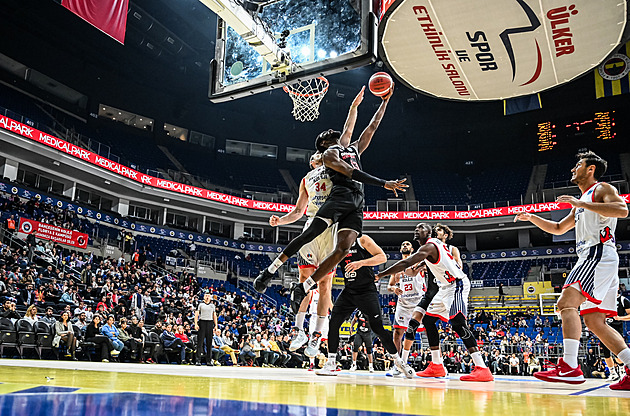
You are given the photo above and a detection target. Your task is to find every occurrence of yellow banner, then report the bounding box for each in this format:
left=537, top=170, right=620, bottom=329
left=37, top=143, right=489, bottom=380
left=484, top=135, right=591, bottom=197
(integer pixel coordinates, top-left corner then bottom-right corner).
left=523, top=281, right=553, bottom=300
left=333, top=276, right=345, bottom=286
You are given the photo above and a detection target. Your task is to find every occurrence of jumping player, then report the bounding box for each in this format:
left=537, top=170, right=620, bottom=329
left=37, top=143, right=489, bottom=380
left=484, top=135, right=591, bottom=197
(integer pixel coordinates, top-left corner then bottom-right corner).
left=376, top=223, right=494, bottom=382
left=386, top=240, right=426, bottom=377
left=515, top=151, right=629, bottom=389
left=316, top=234, right=414, bottom=378
left=350, top=310, right=374, bottom=372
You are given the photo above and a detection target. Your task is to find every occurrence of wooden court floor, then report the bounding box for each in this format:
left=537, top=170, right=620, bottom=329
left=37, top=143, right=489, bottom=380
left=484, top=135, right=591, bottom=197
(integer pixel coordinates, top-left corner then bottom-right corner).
left=0, top=359, right=627, bottom=416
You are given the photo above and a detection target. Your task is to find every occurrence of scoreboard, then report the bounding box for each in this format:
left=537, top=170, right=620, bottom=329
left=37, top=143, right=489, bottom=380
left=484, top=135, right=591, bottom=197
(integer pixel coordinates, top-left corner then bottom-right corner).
left=537, top=111, right=616, bottom=152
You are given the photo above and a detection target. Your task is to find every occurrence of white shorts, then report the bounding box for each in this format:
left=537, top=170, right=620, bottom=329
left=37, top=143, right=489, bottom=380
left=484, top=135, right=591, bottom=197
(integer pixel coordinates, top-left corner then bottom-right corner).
left=309, top=313, right=329, bottom=339
left=563, top=244, right=618, bottom=317
left=394, top=304, right=425, bottom=332
left=426, top=278, right=470, bottom=322
left=298, top=219, right=337, bottom=269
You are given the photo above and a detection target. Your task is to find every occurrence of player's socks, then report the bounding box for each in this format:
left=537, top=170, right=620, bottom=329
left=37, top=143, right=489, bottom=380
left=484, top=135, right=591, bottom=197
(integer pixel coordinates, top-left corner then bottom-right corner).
left=563, top=339, right=580, bottom=368
left=314, top=315, right=328, bottom=333
left=471, top=351, right=487, bottom=368
left=350, top=360, right=357, bottom=371
left=303, top=276, right=316, bottom=291
left=368, top=363, right=374, bottom=373
left=402, top=349, right=410, bottom=363
left=295, top=312, right=306, bottom=329
left=267, top=258, right=283, bottom=274
left=617, top=348, right=630, bottom=368
left=431, top=349, right=443, bottom=365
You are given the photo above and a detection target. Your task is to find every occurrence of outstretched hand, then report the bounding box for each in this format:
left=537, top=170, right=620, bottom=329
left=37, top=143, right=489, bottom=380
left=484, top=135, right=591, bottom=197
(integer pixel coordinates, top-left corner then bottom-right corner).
left=352, top=86, right=365, bottom=108
left=513, top=213, right=532, bottom=223
left=382, top=82, right=395, bottom=101
left=384, top=178, right=408, bottom=197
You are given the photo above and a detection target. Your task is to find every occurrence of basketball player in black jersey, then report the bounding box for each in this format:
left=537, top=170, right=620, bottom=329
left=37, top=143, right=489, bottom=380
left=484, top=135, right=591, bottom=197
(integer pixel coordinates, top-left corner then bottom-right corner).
left=316, top=234, right=414, bottom=377
left=604, top=287, right=630, bottom=381
left=254, top=86, right=407, bottom=300
left=350, top=311, right=374, bottom=372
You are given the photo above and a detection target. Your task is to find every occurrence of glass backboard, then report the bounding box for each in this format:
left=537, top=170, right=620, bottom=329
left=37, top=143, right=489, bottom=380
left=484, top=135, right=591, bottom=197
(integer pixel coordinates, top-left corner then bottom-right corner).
left=209, top=0, right=377, bottom=102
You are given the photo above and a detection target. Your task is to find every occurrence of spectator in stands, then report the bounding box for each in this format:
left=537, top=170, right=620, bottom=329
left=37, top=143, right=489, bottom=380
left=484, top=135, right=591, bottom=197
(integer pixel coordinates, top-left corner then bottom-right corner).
left=1, top=299, right=20, bottom=319
left=53, top=311, right=77, bottom=360
left=498, top=283, right=505, bottom=306
left=40, top=306, right=55, bottom=325
left=213, top=328, right=237, bottom=366
left=101, top=315, right=123, bottom=357
left=23, top=304, right=38, bottom=325
left=161, top=323, right=186, bottom=364
left=509, top=353, right=520, bottom=375
left=128, top=315, right=145, bottom=362
left=239, top=334, right=256, bottom=366
left=19, top=283, right=35, bottom=306
left=591, top=358, right=608, bottom=379
left=461, top=351, right=473, bottom=373
left=5, top=215, right=16, bottom=236
left=528, top=354, right=541, bottom=376
left=85, top=315, right=110, bottom=362
left=174, top=325, right=195, bottom=364
left=73, top=311, right=88, bottom=330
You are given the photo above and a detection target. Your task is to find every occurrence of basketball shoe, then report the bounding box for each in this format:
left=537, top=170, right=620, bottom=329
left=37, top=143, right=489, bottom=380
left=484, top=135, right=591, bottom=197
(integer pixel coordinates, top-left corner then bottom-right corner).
left=254, top=269, right=274, bottom=293
left=533, top=358, right=585, bottom=384
left=386, top=366, right=402, bottom=377
left=305, top=331, right=322, bottom=358
left=289, top=329, right=308, bottom=351
left=416, top=362, right=447, bottom=378
left=349, top=362, right=357, bottom=371
left=607, top=367, right=620, bottom=382
left=290, top=282, right=308, bottom=314
left=316, top=360, right=337, bottom=376
left=394, top=358, right=415, bottom=379
left=460, top=366, right=494, bottom=382
left=610, top=366, right=630, bottom=390
left=369, top=363, right=374, bottom=373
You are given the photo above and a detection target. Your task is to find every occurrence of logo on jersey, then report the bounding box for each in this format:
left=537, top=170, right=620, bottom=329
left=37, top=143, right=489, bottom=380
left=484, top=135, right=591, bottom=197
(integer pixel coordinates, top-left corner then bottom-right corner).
left=600, top=226, right=614, bottom=244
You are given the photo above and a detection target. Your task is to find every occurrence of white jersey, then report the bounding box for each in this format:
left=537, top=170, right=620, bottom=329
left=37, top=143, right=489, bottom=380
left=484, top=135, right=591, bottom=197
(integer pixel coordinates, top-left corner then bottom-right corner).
left=574, top=182, right=617, bottom=257
left=396, top=271, right=426, bottom=309
left=303, top=166, right=332, bottom=218
left=425, top=238, right=467, bottom=287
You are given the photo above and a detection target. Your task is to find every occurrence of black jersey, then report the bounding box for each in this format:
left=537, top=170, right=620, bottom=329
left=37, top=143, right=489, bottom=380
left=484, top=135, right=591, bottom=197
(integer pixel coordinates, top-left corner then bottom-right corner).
left=341, top=239, right=376, bottom=292
left=607, top=295, right=630, bottom=328
left=325, top=144, right=363, bottom=194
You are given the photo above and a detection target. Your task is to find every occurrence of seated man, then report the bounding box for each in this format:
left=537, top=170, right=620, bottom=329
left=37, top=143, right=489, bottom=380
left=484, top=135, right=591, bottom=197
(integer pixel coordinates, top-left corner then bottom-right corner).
left=161, top=323, right=186, bottom=364
left=213, top=328, right=237, bottom=366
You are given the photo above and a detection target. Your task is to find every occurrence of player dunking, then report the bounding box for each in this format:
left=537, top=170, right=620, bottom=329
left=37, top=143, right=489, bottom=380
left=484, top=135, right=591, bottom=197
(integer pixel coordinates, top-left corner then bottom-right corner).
left=253, top=86, right=407, bottom=308
left=515, top=151, right=629, bottom=389
left=315, top=234, right=414, bottom=377
left=386, top=240, right=426, bottom=377
left=377, top=223, right=494, bottom=382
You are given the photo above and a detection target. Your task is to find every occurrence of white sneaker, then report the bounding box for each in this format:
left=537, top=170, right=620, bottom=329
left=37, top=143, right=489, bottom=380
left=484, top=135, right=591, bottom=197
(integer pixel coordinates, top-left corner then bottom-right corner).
left=316, top=360, right=338, bottom=376
left=304, top=332, right=322, bottom=358
left=111, top=350, right=120, bottom=356
left=369, top=364, right=374, bottom=373
left=102, top=359, right=109, bottom=363
left=349, top=362, right=357, bottom=372
left=289, top=330, right=308, bottom=352
left=608, top=369, right=620, bottom=381
left=395, top=359, right=415, bottom=379
left=386, top=366, right=401, bottom=377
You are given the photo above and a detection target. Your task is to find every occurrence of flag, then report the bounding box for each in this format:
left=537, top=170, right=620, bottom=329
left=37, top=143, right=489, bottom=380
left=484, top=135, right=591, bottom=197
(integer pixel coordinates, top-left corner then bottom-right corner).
left=595, top=42, right=630, bottom=99
left=62, top=0, right=129, bottom=44
left=503, top=93, right=541, bottom=116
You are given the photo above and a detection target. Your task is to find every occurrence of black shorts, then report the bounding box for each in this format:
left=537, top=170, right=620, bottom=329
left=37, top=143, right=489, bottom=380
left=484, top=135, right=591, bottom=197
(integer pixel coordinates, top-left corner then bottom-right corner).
left=354, top=330, right=373, bottom=353
left=331, top=288, right=381, bottom=350
left=316, top=186, right=363, bottom=234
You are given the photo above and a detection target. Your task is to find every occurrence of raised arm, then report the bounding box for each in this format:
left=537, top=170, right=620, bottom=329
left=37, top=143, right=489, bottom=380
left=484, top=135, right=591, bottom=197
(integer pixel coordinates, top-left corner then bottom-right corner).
left=514, top=208, right=576, bottom=235
left=377, top=244, right=436, bottom=279
left=321, top=148, right=408, bottom=196
left=345, top=234, right=387, bottom=273
left=269, top=179, right=309, bottom=227
left=339, top=87, right=365, bottom=148
left=352, top=85, right=393, bottom=155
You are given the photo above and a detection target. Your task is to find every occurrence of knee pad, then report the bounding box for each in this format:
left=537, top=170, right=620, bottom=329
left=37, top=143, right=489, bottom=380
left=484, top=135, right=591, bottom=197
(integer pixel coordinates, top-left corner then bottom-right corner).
left=405, top=319, right=420, bottom=339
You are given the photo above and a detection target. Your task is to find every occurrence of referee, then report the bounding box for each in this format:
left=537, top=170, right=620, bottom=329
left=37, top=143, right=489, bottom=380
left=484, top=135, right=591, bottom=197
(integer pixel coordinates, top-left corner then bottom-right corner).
left=195, top=292, right=217, bottom=366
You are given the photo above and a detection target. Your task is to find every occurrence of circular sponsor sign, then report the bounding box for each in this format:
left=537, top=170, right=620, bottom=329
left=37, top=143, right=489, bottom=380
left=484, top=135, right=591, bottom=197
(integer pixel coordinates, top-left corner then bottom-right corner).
left=57, top=201, right=63, bottom=208
left=130, top=223, right=135, bottom=230
left=546, top=249, right=553, bottom=255
left=96, top=213, right=102, bottom=219
left=521, top=250, right=528, bottom=256
left=461, top=253, right=467, bottom=260
left=258, top=245, right=264, bottom=251
left=149, top=227, right=155, bottom=233
left=21, top=221, right=33, bottom=233
left=598, top=54, right=630, bottom=80
left=277, top=247, right=282, bottom=253
left=500, top=252, right=506, bottom=258
left=114, top=218, right=119, bottom=224
left=77, top=207, right=83, bottom=214
left=188, top=234, right=194, bottom=240
left=568, top=247, right=575, bottom=253
left=480, top=253, right=486, bottom=259
left=169, top=231, right=175, bottom=237
left=240, top=243, right=246, bottom=249
left=206, top=237, right=212, bottom=243
left=11, top=187, right=17, bottom=194
left=224, top=241, right=229, bottom=246
left=527, top=285, right=536, bottom=294
left=77, top=236, right=86, bottom=247
left=379, top=0, right=627, bottom=101
left=35, top=194, right=41, bottom=200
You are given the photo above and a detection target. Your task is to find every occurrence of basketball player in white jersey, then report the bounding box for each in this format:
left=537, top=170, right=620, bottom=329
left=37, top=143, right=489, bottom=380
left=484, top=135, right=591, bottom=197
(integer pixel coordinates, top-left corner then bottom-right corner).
left=377, top=223, right=494, bottom=382
left=386, top=240, right=425, bottom=377
left=515, top=151, right=629, bottom=389
left=434, top=223, right=462, bottom=267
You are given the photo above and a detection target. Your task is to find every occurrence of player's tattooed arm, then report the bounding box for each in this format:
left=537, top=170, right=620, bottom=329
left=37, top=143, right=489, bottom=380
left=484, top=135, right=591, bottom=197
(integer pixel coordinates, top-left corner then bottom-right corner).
left=376, top=244, right=435, bottom=279
left=353, top=83, right=394, bottom=155
left=340, top=86, right=365, bottom=148
left=269, top=179, right=308, bottom=226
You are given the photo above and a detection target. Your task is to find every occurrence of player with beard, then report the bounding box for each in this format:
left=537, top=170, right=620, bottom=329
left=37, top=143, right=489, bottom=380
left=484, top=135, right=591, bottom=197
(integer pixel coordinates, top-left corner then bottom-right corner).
left=376, top=223, right=494, bottom=382
left=515, top=151, right=629, bottom=389
left=386, top=240, right=426, bottom=377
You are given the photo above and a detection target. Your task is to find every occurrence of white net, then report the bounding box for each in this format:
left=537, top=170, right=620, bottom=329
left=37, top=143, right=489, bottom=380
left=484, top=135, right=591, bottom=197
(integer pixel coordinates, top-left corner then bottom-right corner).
left=283, top=77, right=329, bottom=122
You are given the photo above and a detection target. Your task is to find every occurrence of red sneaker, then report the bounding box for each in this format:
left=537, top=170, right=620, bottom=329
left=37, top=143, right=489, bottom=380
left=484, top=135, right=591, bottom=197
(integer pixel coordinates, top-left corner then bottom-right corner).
left=416, top=362, right=447, bottom=378
left=533, top=358, right=585, bottom=384
left=460, top=366, right=494, bottom=382
left=308, top=363, right=315, bottom=371
left=610, top=366, right=630, bottom=390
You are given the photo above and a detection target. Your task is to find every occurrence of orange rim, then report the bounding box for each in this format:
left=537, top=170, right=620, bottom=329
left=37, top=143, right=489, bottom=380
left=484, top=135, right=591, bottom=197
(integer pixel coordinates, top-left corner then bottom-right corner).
left=283, top=77, right=329, bottom=98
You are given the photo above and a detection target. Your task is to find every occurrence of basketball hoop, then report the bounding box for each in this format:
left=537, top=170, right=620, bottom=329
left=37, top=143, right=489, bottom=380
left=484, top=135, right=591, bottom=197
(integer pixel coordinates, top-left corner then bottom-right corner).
left=283, top=77, right=329, bottom=122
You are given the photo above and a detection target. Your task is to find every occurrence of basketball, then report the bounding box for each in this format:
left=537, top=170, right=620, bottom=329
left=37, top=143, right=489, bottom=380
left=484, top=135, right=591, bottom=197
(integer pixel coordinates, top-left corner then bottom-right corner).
left=368, top=72, right=393, bottom=96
